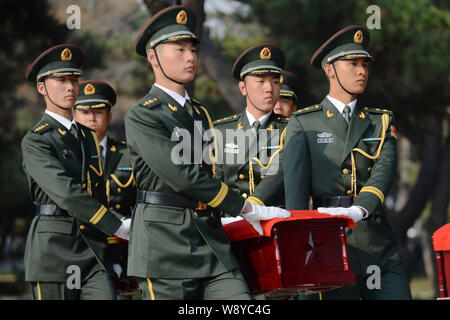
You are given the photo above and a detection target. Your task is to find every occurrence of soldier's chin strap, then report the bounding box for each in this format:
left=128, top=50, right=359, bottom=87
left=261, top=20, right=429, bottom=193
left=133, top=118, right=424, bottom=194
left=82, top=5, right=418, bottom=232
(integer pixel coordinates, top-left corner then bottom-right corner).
left=43, top=79, right=73, bottom=112
left=331, top=62, right=359, bottom=97
left=243, top=79, right=266, bottom=114
left=153, top=45, right=187, bottom=85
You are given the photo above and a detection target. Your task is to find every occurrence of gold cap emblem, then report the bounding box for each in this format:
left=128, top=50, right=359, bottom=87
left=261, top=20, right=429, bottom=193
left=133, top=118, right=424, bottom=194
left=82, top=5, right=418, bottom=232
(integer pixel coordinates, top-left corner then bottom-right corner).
left=260, top=47, right=271, bottom=60
left=354, top=30, right=363, bottom=44
left=61, top=48, right=72, bottom=61
left=84, top=83, right=95, bottom=95
left=176, top=10, right=187, bottom=25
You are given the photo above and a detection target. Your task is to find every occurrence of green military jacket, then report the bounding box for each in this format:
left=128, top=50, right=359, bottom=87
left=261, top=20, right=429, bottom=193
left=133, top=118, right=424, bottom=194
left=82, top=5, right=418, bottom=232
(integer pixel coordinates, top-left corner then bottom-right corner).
left=103, top=137, right=136, bottom=217
left=284, top=97, right=399, bottom=274
left=21, top=113, right=124, bottom=282
left=125, top=85, right=246, bottom=279
left=102, top=137, right=136, bottom=271
left=214, top=111, right=288, bottom=208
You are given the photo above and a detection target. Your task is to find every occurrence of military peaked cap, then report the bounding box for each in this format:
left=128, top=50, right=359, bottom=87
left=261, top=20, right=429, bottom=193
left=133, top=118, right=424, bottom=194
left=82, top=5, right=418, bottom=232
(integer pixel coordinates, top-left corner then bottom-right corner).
left=232, top=43, right=285, bottom=80
left=75, top=80, right=117, bottom=110
left=311, top=25, right=373, bottom=69
left=135, top=5, right=199, bottom=57
left=280, top=70, right=300, bottom=102
left=26, top=44, right=84, bottom=82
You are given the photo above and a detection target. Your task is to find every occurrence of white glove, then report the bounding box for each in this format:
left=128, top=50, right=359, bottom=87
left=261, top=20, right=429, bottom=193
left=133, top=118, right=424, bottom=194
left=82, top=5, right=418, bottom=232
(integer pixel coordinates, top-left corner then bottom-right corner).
left=114, top=218, right=131, bottom=240
left=241, top=203, right=290, bottom=235
left=113, top=263, right=123, bottom=279
left=317, top=206, right=367, bottom=223
left=221, top=216, right=244, bottom=225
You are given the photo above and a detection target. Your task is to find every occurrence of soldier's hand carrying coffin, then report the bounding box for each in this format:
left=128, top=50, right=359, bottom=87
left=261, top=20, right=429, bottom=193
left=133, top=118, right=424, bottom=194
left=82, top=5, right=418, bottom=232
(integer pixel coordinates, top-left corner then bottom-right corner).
left=114, top=218, right=131, bottom=240
left=241, top=203, right=291, bottom=235
left=317, top=206, right=367, bottom=223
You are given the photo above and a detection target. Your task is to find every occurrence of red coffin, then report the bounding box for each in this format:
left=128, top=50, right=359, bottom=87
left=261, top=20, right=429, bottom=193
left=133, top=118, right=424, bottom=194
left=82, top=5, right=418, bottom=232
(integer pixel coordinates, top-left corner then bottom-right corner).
left=223, top=210, right=356, bottom=299
left=111, top=236, right=141, bottom=297
left=432, top=223, right=450, bottom=300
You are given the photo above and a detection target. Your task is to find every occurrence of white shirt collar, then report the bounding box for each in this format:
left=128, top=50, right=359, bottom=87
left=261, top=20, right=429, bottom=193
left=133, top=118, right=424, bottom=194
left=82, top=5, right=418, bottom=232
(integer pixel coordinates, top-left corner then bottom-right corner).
left=245, top=109, right=272, bottom=128
left=45, top=109, right=76, bottom=131
left=154, top=83, right=191, bottom=107
left=99, top=136, right=108, bottom=158
left=327, top=95, right=357, bottom=116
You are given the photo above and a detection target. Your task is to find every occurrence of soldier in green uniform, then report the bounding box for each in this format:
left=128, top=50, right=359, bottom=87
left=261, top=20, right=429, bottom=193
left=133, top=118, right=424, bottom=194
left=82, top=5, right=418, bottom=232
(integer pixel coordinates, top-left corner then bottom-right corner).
left=214, top=44, right=288, bottom=208
left=273, top=70, right=300, bottom=118
left=284, top=26, right=411, bottom=299
left=74, top=80, right=137, bottom=296
left=21, top=45, right=131, bottom=300
left=124, top=5, right=290, bottom=300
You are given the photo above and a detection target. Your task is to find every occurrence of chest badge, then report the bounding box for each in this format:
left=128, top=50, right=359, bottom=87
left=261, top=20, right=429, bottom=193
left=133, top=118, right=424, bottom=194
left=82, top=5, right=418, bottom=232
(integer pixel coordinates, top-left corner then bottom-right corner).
left=224, top=143, right=239, bottom=154
left=317, top=132, right=334, bottom=144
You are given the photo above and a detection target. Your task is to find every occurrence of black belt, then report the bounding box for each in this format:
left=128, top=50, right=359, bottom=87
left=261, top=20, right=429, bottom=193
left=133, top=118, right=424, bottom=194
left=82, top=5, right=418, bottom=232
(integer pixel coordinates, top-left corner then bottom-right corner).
left=312, top=196, right=353, bottom=209
left=136, top=190, right=206, bottom=210
left=36, top=204, right=70, bottom=216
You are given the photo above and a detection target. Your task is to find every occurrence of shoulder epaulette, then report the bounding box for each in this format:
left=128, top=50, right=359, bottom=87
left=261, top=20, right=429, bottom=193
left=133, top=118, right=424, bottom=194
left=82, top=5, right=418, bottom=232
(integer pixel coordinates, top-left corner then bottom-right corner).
left=115, top=140, right=127, bottom=148
left=293, top=104, right=322, bottom=116
left=32, top=123, right=52, bottom=134
left=363, top=107, right=393, bottom=115
left=76, top=122, right=94, bottom=139
left=107, top=137, right=127, bottom=148
left=213, top=114, right=240, bottom=125
left=191, top=98, right=201, bottom=106
left=140, top=97, right=160, bottom=109
left=276, top=116, right=290, bottom=122
left=76, top=122, right=94, bottom=133
left=112, top=142, right=126, bottom=153
left=190, top=99, right=204, bottom=115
